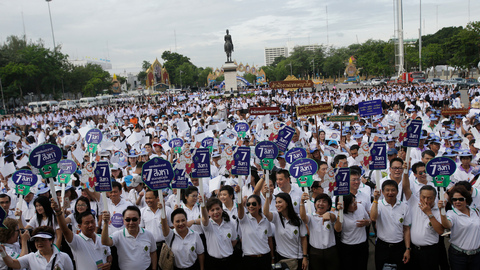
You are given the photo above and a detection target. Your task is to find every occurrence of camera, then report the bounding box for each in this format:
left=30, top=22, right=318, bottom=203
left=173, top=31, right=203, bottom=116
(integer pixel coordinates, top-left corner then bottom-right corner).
left=20, top=228, right=33, bottom=235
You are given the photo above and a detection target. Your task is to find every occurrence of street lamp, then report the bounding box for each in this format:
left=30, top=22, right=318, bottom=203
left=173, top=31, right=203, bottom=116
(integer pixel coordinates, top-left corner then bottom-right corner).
left=286, top=62, right=293, bottom=75
left=311, top=58, right=315, bottom=79
left=179, top=70, right=184, bottom=89
left=46, top=0, right=56, bottom=51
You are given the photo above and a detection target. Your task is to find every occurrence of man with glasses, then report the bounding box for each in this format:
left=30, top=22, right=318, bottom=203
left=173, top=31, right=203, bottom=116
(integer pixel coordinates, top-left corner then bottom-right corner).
left=408, top=162, right=436, bottom=201
left=379, top=158, right=406, bottom=202
left=102, top=205, right=157, bottom=270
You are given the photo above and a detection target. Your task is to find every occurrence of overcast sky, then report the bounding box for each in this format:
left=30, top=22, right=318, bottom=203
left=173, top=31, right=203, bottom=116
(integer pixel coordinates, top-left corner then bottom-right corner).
left=1, top=0, right=478, bottom=76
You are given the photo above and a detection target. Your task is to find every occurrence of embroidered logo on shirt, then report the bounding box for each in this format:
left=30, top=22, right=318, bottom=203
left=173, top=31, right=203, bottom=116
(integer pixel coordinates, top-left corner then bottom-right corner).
left=326, top=224, right=331, bottom=230
left=227, top=233, right=231, bottom=238
left=191, top=246, right=195, bottom=252
left=294, top=202, right=297, bottom=206
left=294, top=229, right=298, bottom=235
left=104, top=250, right=107, bottom=255
left=399, top=218, right=404, bottom=223
left=144, top=246, right=148, bottom=252
left=264, top=230, right=268, bottom=235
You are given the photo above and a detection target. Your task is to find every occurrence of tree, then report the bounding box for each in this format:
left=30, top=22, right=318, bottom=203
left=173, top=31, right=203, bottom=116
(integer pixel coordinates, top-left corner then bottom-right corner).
left=243, top=73, right=256, bottom=84
left=161, top=51, right=193, bottom=87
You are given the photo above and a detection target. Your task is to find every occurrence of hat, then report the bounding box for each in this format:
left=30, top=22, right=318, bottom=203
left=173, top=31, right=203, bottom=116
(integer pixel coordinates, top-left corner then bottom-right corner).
left=458, top=150, right=473, bottom=157
left=310, top=148, right=319, bottom=154
left=130, top=175, right=143, bottom=187
left=353, top=133, right=363, bottom=139
left=31, top=232, right=54, bottom=239
left=212, top=152, right=221, bottom=158
left=153, top=142, right=162, bottom=148
left=277, top=153, right=286, bottom=159
left=36, top=183, right=50, bottom=195
left=443, top=149, right=457, bottom=158
left=387, top=148, right=398, bottom=155
left=328, top=140, right=338, bottom=146
left=127, top=150, right=138, bottom=158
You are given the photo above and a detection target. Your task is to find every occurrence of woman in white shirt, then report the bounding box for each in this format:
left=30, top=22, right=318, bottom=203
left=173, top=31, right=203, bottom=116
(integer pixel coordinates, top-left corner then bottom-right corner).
left=300, top=193, right=338, bottom=270
left=439, top=186, right=480, bottom=269
left=334, top=193, right=371, bottom=270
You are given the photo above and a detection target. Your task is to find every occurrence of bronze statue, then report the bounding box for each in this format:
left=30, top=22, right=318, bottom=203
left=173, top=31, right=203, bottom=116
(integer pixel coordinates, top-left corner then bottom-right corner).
left=224, top=29, right=234, bottom=63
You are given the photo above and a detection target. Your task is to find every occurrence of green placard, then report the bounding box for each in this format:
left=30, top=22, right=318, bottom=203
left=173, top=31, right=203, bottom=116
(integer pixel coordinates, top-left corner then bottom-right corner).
left=238, top=131, right=246, bottom=138
left=39, top=163, right=59, bottom=179
left=15, top=184, right=31, bottom=196
left=296, top=175, right=314, bottom=188
left=261, top=158, right=275, bottom=170
left=87, top=143, right=98, bottom=154
left=57, top=174, right=72, bottom=185
left=433, top=175, right=451, bottom=188
left=174, top=147, right=182, bottom=154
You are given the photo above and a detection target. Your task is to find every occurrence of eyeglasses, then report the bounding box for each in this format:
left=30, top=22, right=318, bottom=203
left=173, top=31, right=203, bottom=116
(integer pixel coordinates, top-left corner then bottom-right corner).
left=246, top=202, right=257, bottom=207
left=391, top=167, right=403, bottom=171
left=124, top=218, right=139, bottom=222
left=451, top=197, right=466, bottom=202
left=417, top=171, right=426, bottom=175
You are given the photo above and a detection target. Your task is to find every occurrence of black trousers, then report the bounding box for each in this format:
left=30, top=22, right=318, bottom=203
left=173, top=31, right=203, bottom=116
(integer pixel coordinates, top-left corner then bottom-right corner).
left=207, top=255, right=234, bottom=270
left=339, top=241, right=368, bottom=270
left=243, top=253, right=272, bottom=270
left=411, top=243, right=439, bottom=270
left=309, top=245, right=339, bottom=270
left=375, top=239, right=407, bottom=270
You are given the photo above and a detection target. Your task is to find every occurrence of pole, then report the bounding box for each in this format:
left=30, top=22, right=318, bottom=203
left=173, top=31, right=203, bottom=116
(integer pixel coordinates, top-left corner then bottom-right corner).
left=0, top=78, right=5, bottom=113
left=46, top=0, right=56, bottom=51
left=419, top=0, right=422, bottom=72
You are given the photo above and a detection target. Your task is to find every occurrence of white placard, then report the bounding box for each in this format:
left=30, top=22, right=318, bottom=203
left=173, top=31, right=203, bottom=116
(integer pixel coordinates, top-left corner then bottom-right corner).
left=0, top=162, right=16, bottom=177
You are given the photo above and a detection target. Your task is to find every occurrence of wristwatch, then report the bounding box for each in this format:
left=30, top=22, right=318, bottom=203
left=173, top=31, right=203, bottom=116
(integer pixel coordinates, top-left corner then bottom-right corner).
left=427, top=214, right=434, bottom=219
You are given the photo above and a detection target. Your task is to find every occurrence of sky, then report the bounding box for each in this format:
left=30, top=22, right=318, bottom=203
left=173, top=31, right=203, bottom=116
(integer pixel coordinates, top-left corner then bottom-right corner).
left=0, top=0, right=479, bottom=76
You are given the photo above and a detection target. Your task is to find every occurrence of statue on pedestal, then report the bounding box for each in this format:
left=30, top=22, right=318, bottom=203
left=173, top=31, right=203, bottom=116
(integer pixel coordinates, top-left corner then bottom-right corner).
left=224, top=29, right=234, bottom=63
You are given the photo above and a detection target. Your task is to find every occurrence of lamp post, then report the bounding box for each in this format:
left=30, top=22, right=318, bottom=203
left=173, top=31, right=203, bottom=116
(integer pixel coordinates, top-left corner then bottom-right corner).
left=46, top=0, right=56, bottom=51
left=311, top=58, right=315, bottom=79
left=179, top=70, right=184, bottom=89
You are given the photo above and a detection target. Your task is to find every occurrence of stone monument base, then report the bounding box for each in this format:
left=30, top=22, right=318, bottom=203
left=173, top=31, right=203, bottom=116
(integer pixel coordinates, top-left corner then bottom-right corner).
left=223, top=62, right=237, bottom=94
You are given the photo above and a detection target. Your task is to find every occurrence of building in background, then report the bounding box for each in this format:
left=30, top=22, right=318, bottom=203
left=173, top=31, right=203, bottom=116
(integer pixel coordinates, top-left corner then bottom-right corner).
left=264, top=47, right=288, bottom=66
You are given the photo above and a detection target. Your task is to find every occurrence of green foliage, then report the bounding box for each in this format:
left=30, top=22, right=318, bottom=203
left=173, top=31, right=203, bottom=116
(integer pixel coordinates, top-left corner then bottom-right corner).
left=243, top=73, right=256, bottom=84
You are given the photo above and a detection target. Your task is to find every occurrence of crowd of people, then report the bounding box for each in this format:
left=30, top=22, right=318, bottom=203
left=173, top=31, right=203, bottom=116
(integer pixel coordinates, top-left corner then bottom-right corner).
left=0, top=83, right=479, bottom=270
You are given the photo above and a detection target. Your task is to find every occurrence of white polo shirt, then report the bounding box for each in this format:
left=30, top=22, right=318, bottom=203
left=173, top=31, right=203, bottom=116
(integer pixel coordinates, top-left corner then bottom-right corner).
left=270, top=211, right=308, bottom=259
left=111, top=228, right=157, bottom=270
left=165, top=229, right=204, bottom=269
left=446, top=207, right=480, bottom=250
left=272, top=185, right=303, bottom=214
left=140, top=206, right=173, bottom=243
left=18, top=246, right=73, bottom=270
left=181, top=203, right=203, bottom=235
left=0, top=243, right=20, bottom=270
left=375, top=199, right=411, bottom=244
left=68, top=233, right=111, bottom=270
left=106, top=199, right=133, bottom=235
left=306, top=212, right=336, bottom=249
left=238, top=213, right=272, bottom=255
left=339, top=203, right=369, bottom=245
left=407, top=195, right=441, bottom=247
left=201, top=218, right=237, bottom=259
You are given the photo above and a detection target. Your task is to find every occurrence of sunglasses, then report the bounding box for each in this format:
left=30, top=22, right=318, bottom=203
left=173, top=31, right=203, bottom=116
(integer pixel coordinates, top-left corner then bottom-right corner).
left=417, top=171, right=426, bottom=175
left=124, top=218, right=139, bottom=222
left=451, top=197, right=466, bottom=202
left=246, top=202, right=257, bottom=207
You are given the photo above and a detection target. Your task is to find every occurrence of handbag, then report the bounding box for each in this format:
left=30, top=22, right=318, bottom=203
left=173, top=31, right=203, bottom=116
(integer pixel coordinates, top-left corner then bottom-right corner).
left=158, top=234, right=176, bottom=270
left=277, top=258, right=297, bottom=270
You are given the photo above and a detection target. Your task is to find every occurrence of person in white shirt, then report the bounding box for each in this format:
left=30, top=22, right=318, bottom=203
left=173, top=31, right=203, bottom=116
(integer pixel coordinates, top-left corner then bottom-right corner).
left=0, top=218, right=30, bottom=270
left=370, top=180, right=411, bottom=270
left=300, top=193, right=338, bottom=270
left=53, top=199, right=112, bottom=270
left=101, top=205, right=157, bottom=270
left=334, top=193, right=371, bottom=270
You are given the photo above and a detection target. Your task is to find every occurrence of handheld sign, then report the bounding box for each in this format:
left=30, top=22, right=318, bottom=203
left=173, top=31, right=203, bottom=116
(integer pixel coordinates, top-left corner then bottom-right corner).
left=86, top=129, right=103, bottom=154
left=334, top=168, right=350, bottom=223
left=201, top=137, right=215, bottom=153
left=29, top=144, right=62, bottom=178
left=274, top=125, right=296, bottom=152
left=29, top=144, right=62, bottom=205
left=358, top=99, right=383, bottom=117
left=426, top=157, right=457, bottom=215
left=255, top=141, right=279, bottom=170
left=12, top=170, right=38, bottom=196
left=402, top=120, right=422, bottom=147
left=231, top=146, right=250, bottom=176
left=234, top=122, right=249, bottom=138
left=94, top=161, right=112, bottom=192
left=191, top=148, right=211, bottom=178
left=169, top=138, right=184, bottom=154
left=285, top=147, right=307, bottom=165
left=141, top=157, right=174, bottom=190
left=369, top=142, right=387, bottom=170
left=289, top=158, right=318, bottom=188
left=57, top=160, right=77, bottom=185
left=172, top=169, right=189, bottom=189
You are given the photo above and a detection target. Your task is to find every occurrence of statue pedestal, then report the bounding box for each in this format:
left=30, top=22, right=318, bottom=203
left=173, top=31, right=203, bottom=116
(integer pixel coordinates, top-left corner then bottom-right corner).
left=223, top=62, right=237, bottom=94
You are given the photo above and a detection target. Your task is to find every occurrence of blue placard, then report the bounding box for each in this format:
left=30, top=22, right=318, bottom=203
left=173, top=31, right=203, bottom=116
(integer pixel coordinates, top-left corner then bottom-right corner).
left=94, top=161, right=112, bottom=192
left=12, top=170, right=38, bottom=186
left=58, top=160, right=77, bottom=175
left=142, top=157, right=174, bottom=190
left=334, top=168, right=351, bottom=196
left=255, top=141, right=279, bottom=159
left=285, top=148, right=307, bottom=164
left=234, top=122, right=249, bottom=133
left=169, top=138, right=184, bottom=148
left=289, top=158, right=318, bottom=178
left=191, top=148, right=211, bottom=178
left=369, top=142, right=387, bottom=170
left=402, top=120, right=423, bottom=147
left=426, top=157, right=457, bottom=177
left=274, top=125, right=296, bottom=152
left=201, top=137, right=215, bottom=148
left=29, top=144, right=62, bottom=169
left=358, top=99, right=383, bottom=117
left=85, top=129, right=103, bottom=144
left=172, top=169, right=189, bottom=189
left=231, top=146, right=250, bottom=175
